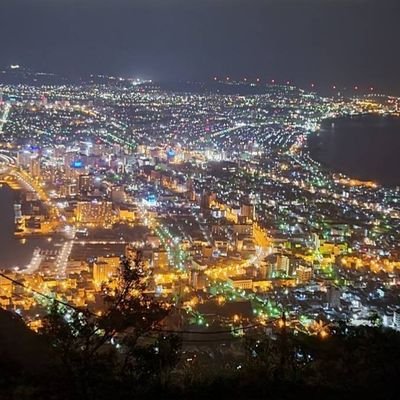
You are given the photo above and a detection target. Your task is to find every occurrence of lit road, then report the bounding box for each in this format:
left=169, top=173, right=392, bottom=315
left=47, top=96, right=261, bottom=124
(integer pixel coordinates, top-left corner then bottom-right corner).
left=55, top=239, right=74, bottom=279
left=0, top=152, right=16, bottom=166
left=0, top=151, right=16, bottom=174
left=24, top=249, right=44, bottom=274
left=138, top=202, right=189, bottom=271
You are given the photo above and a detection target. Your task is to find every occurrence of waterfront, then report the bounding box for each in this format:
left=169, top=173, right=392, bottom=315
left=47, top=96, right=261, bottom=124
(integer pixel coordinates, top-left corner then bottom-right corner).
left=0, top=184, right=56, bottom=270
left=309, top=115, right=400, bottom=186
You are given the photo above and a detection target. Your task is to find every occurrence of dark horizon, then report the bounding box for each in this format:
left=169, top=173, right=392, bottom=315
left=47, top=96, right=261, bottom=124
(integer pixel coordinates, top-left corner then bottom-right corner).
left=1, top=0, right=400, bottom=94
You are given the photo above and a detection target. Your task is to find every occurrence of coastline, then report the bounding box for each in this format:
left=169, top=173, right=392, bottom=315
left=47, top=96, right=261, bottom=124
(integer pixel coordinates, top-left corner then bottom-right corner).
left=307, top=114, right=400, bottom=188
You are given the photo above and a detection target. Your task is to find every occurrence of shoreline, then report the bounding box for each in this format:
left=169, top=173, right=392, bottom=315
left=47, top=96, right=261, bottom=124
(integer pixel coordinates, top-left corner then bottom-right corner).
left=307, top=114, right=400, bottom=188
left=0, top=184, right=60, bottom=270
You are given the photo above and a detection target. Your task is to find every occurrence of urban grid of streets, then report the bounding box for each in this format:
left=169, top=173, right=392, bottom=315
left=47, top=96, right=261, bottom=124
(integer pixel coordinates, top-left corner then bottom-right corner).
left=0, top=66, right=400, bottom=340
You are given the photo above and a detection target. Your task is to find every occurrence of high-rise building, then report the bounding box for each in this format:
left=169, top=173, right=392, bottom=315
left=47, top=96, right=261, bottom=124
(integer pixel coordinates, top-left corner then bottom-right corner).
left=241, top=202, right=256, bottom=221
left=14, top=203, right=22, bottom=225
left=296, top=265, right=313, bottom=283
left=17, top=150, right=32, bottom=168
left=393, top=309, right=400, bottom=329
left=76, top=200, right=113, bottom=226
left=78, top=174, right=93, bottom=195
left=311, top=233, right=320, bottom=250
left=93, top=257, right=120, bottom=286
left=64, top=150, right=80, bottom=178
left=67, top=183, right=77, bottom=196
left=276, top=254, right=290, bottom=275
left=29, top=156, right=41, bottom=178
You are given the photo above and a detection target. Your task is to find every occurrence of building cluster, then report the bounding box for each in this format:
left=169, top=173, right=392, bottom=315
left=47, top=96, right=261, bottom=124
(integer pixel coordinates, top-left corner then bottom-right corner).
left=0, top=70, right=400, bottom=335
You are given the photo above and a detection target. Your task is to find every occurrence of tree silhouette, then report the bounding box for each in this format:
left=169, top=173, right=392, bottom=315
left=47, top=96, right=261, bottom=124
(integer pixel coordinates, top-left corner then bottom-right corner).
left=40, top=253, right=174, bottom=400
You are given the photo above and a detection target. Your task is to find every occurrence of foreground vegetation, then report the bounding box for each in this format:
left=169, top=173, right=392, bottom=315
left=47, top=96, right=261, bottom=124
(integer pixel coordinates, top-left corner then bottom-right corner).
left=1, top=257, right=399, bottom=399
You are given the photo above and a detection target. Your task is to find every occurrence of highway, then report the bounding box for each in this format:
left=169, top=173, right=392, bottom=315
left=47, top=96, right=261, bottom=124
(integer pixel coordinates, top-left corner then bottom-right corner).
left=55, top=239, right=74, bottom=279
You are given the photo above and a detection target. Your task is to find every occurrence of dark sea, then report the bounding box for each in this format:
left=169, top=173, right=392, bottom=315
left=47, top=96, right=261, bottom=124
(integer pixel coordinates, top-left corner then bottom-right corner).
left=309, top=115, right=400, bottom=187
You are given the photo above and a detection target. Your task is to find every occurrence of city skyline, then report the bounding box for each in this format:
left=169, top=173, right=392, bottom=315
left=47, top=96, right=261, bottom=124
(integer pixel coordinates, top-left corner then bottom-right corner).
left=1, top=1, right=400, bottom=399
left=1, top=0, right=400, bottom=93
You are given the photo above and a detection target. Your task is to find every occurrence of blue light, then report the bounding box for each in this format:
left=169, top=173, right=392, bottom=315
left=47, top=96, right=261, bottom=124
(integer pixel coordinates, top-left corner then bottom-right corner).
left=145, top=194, right=157, bottom=206
left=166, top=148, right=175, bottom=158
left=71, top=160, right=84, bottom=169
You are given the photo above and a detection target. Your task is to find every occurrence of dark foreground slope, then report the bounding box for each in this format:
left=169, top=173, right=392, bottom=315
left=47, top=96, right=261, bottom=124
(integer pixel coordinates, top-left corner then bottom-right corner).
left=0, top=308, right=399, bottom=400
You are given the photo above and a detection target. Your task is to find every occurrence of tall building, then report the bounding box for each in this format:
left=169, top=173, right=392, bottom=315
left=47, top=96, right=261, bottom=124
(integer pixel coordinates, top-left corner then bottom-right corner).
left=241, top=202, right=256, bottom=221
left=76, top=200, right=113, bottom=226
left=296, top=265, right=313, bottom=283
left=64, top=150, right=80, bottom=178
left=29, top=156, right=41, bottom=178
left=92, top=257, right=120, bottom=286
left=311, top=233, right=320, bottom=250
left=276, top=254, right=290, bottom=275
left=14, top=203, right=22, bottom=225
left=78, top=174, right=93, bottom=195
left=17, top=150, right=32, bottom=168
left=393, top=309, right=400, bottom=329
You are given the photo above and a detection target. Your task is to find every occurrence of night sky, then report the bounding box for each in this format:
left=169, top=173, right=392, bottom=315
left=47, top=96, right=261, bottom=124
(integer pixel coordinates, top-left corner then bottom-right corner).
left=1, top=0, right=399, bottom=92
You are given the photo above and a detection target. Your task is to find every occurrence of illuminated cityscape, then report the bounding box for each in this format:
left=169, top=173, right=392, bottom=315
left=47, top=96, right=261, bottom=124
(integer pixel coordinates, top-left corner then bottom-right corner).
left=1, top=1, right=400, bottom=399
left=1, top=66, right=399, bottom=335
